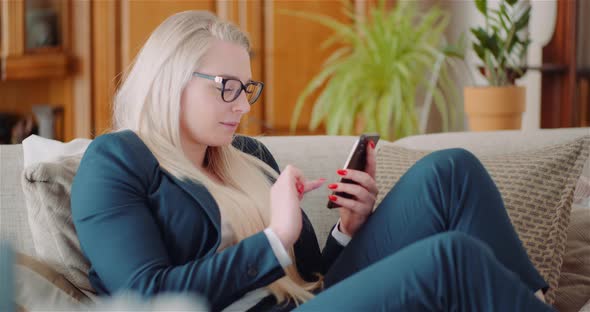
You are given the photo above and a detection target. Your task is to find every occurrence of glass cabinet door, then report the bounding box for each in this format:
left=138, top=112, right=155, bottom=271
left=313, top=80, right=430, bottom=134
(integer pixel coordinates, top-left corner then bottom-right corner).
left=24, top=0, right=63, bottom=52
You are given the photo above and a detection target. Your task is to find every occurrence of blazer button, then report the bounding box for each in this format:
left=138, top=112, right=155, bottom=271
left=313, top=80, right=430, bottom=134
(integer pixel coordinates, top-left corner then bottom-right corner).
left=247, top=266, right=258, bottom=277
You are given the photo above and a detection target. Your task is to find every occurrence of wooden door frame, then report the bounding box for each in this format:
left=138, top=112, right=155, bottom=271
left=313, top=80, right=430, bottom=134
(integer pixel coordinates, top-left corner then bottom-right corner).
left=541, top=0, right=577, bottom=128
left=91, top=0, right=121, bottom=136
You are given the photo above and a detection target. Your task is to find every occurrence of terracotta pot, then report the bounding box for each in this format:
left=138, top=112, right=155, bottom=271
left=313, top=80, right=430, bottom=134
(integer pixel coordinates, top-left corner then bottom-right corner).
left=464, top=86, right=525, bottom=131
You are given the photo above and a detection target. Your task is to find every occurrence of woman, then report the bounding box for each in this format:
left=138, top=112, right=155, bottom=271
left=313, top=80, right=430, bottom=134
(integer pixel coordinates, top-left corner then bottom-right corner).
left=71, top=11, right=554, bottom=312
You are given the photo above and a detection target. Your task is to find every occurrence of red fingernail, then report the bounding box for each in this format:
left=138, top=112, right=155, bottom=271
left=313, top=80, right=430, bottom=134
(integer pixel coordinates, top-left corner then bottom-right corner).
left=328, top=183, right=338, bottom=189
left=328, top=195, right=337, bottom=201
left=297, top=183, right=303, bottom=193
left=369, top=140, right=375, bottom=149
left=337, top=169, right=347, bottom=176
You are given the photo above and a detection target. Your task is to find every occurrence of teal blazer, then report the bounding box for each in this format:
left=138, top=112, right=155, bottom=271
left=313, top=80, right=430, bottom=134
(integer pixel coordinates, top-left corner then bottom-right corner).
left=71, top=130, right=344, bottom=311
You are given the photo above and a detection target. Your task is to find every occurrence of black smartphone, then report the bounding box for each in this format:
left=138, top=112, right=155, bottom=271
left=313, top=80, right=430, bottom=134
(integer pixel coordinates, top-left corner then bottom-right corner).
left=327, top=133, right=380, bottom=209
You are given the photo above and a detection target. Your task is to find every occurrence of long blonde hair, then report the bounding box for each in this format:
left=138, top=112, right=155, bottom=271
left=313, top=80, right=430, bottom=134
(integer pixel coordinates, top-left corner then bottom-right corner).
left=112, top=10, right=322, bottom=305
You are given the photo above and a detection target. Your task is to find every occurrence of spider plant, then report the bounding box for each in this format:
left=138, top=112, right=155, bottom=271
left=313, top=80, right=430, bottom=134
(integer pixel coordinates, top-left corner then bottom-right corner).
left=288, top=0, right=465, bottom=140
left=471, top=0, right=531, bottom=86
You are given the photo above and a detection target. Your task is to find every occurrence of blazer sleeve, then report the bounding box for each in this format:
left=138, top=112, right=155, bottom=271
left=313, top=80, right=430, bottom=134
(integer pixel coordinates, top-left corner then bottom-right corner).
left=234, top=136, right=345, bottom=277
left=71, top=134, right=285, bottom=312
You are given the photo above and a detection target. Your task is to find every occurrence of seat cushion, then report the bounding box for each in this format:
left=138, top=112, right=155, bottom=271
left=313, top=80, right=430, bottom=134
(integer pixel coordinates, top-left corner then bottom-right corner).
left=373, top=136, right=590, bottom=304
left=0, top=145, right=35, bottom=256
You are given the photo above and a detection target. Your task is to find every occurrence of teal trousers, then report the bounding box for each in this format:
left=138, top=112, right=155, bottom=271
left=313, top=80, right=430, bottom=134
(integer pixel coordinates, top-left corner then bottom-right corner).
left=288, top=149, right=554, bottom=311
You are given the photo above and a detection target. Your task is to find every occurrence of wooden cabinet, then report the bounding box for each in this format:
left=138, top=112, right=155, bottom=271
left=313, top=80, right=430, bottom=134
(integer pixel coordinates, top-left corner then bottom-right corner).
left=0, top=0, right=75, bottom=142
left=260, top=0, right=349, bottom=135
left=0, top=1, right=371, bottom=141
left=541, top=0, right=590, bottom=128
left=92, top=0, right=216, bottom=135
left=1, top=0, right=70, bottom=80
left=91, top=0, right=355, bottom=137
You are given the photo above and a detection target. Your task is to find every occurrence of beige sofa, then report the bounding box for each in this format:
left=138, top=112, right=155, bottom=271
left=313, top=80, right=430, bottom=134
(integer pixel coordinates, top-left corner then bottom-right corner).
left=1, top=128, right=589, bottom=311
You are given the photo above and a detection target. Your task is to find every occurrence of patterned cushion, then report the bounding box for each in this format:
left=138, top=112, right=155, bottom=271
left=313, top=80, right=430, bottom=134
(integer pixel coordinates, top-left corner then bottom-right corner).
left=21, top=155, right=93, bottom=293
left=373, top=136, right=590, bottom=304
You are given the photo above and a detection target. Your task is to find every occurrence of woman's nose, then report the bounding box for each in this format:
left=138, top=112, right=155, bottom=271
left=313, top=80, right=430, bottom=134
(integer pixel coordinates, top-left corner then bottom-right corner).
left=232, top=92, right=251, bottom=114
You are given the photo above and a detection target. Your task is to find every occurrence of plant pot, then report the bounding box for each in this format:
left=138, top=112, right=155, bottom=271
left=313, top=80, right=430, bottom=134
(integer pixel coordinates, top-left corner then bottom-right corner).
left=464, top=86, right=525, bottom=131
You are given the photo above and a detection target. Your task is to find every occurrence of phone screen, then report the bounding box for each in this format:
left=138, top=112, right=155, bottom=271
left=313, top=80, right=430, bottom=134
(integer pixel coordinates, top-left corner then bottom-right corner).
left=327, top=133, right=380, bottom=209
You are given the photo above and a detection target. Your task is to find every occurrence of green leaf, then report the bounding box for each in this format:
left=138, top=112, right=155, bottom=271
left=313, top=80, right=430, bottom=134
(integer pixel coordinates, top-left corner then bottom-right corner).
left=475, top=0, right=487, bottom=16
left=290, top=62, right=340, bottom=132
left=473, top=43, right=485, bottom=61
left=484, top=49, right=498, bottom=85
left=515, top=6, right=531, bottom=31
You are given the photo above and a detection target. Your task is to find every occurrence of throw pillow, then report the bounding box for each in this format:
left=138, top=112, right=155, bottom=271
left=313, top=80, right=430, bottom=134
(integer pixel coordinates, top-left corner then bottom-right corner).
left=374, top=136, right=590, bottom=304
left=21, top=155, right=93, bottom=293
left=554, top=206, right=590, bottom=312
left=15, top=252, right=90, bottom=311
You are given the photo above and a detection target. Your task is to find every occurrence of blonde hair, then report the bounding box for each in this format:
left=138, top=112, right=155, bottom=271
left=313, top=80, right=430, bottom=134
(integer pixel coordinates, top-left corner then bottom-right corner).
left=112, top=11, right=322, bottom=305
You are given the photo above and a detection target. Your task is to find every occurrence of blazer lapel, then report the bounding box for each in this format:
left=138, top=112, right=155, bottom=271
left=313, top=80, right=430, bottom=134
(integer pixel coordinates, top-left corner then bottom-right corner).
left=165, top=171, right=222, bottom=235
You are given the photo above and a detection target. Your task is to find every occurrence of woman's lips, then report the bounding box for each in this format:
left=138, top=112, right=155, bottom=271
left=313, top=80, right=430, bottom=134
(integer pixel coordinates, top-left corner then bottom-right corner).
left=220, top=122, right=239, bottom=129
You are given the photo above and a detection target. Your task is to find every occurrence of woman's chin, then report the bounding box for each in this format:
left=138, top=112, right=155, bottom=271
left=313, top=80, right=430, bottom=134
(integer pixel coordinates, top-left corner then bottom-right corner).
left=209, top=134, right=235, bottom=147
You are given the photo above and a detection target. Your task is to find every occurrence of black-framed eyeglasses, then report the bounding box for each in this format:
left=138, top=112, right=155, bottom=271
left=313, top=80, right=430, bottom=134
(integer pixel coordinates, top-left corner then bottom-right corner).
left=193, top=72, right=264, bottom=105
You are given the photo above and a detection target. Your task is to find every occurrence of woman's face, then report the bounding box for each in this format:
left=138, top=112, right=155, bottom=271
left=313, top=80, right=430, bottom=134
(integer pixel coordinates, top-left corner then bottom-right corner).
left=180, top=39, right=252, bottom=149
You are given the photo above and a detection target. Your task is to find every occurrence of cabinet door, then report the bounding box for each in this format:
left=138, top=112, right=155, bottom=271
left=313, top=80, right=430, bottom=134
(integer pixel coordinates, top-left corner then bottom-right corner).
left=120, top=0, right=216, bottom=69
left=1, top=0, right=69, bottom=80
left=93, top=0, right=216, bottom=134
left=217, top=0, right=265, bottom=135
left=262, top=0, right=351, bottom=135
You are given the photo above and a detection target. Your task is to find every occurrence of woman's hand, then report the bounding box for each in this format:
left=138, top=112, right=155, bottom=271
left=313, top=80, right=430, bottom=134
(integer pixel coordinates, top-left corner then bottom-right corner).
left=270, top=165, right=325, bottom=249
left=328, top=140, right=378, bottom=237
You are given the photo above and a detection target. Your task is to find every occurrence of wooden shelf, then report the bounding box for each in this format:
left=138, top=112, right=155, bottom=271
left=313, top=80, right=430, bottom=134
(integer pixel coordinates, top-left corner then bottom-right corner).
left=2, top=53, right=69, bottom=80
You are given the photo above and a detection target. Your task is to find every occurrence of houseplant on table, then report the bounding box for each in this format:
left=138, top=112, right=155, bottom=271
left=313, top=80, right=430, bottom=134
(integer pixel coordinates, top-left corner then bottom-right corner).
left=288, top=0, right=465, bottom=141
left=465, top=0, right=531, bottom=131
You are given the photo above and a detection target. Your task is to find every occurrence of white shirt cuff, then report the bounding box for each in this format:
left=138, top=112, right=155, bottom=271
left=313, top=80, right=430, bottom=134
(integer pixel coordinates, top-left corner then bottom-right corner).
left=263, top=228, right=292, bottom=268
left=331, top=219, right=352, bottom=246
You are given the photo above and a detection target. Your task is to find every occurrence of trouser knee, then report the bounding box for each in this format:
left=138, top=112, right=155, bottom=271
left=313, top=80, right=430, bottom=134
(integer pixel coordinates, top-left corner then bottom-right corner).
left=429, top=231, right=495, bottom=269
left=426, top=148, right=480, bottom=170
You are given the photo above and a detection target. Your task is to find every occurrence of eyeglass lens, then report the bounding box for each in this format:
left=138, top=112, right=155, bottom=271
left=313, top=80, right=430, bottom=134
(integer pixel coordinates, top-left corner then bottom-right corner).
left=222, top=79, right=262, bottom=104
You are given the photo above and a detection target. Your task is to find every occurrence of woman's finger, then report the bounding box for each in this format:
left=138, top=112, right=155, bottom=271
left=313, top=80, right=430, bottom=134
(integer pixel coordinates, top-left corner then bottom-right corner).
left=327, top=194, right=373, bottom=215
left=327, top=182, right=375, bottom=204
left=336, top=169, right=379, bottom=196
left=303, top=178, right=326, bottom=193
left=365, top=139, right=377, bottom=179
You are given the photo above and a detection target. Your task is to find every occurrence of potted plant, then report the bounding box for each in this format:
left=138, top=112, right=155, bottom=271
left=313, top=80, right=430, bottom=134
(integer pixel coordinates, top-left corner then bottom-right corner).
left=288, top=0, right=465, bottom=141
left=465, top=0, right=531, bottom=131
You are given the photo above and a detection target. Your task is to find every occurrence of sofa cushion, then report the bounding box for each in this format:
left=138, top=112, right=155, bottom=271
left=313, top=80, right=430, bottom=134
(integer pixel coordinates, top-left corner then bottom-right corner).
left=15, top=252, right=90, bottom=311
left=373, top=136, right=590, bottom=304
left=554, top=205, right=590, bottom=312
left=21, top=155, right=92, bottom=293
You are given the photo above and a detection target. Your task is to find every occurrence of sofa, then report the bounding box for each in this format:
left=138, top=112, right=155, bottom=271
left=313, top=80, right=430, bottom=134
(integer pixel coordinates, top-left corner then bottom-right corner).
left=1, top=128, right=589, bottom=311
